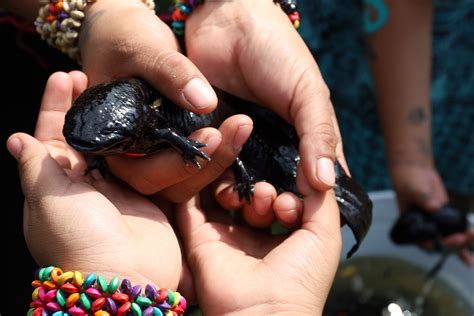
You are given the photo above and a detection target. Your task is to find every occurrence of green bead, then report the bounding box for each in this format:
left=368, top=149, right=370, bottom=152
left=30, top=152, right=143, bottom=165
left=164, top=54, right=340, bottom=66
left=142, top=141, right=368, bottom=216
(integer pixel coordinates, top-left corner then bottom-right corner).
left=56, top=289, right=66, bottom=307
left=135, top=296, right=152, bottom=307
left=97, top=275, right=108, bottom=292
left=108, top=276, right=120, bottom=293
left=27, top=308, right=35, bottom=316
left=167, top=289, right=175, bottom=305
left=42, top=266, right=54, bottom=281
left=152, top=307, right=163, bottom=316
left=131, top=302, right=143, bottom=316
left=79, top=293, right=91, bottom=310
left=52, top=311, right=65, bottom=316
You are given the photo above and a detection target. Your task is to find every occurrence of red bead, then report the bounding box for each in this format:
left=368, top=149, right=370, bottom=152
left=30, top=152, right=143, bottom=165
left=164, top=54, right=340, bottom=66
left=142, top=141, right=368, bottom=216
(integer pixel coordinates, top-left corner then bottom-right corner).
left=156, top=289, right=167, bottom=302
left=30, top=300, right=44, bottom=308
left=111, top=292, right=129, bottom=303
left=288, top=11, right=300, bottom=22
left=116, top=301, right=131, bottom=316
left=61, top=283, right=79, bottom=293
left=91, top=297, right=106, bottom=312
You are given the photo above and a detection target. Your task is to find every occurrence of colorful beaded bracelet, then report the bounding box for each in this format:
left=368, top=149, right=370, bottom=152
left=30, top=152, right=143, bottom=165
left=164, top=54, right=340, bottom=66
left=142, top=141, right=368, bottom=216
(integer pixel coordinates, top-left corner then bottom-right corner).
left=275, top=0, right=300, bottom=29
left=28, top=266, right=187, bottom=316
left=35, top=0, right=156, bottom=62
left=170, top=0, right=202, bottom=36
left=169, top=0, right=300, bottom=36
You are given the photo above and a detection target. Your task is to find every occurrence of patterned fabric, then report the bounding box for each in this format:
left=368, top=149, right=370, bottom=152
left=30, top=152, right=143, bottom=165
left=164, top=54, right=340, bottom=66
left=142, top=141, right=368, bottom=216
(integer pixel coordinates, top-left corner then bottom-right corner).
left=298, top=0, right=474, bottom=195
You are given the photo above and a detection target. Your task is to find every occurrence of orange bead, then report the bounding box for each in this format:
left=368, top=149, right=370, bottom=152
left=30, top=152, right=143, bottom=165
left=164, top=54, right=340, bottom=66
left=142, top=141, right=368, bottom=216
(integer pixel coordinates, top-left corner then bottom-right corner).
left=31, top=280, right=42, bottom=288
left=43, top=281, right=57, bottom=290
left=66, top=292, right=80, bottom=308
left=50, top=267, right=63, bottom=283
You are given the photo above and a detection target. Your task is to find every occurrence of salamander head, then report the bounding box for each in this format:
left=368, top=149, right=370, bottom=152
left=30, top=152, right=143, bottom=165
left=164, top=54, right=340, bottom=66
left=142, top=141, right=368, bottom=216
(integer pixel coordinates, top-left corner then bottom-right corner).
left=63, top=80, right=143, bottom=154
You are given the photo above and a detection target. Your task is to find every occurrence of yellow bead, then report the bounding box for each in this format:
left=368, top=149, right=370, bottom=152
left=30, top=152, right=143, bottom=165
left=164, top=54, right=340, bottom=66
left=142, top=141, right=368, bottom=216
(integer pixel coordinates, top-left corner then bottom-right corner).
left=73, top=271, right=84, bottom=287
left=58, top=271, right=74, bottom=286
left=32, top=287, right=39, bottom=300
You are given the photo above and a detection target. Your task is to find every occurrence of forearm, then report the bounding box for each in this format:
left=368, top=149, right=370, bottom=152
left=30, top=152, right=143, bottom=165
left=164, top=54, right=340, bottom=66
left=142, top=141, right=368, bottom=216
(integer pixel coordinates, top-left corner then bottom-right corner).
left=369, top=0, right=433, bottom=167
left=1, top=0, right=40, bottom=21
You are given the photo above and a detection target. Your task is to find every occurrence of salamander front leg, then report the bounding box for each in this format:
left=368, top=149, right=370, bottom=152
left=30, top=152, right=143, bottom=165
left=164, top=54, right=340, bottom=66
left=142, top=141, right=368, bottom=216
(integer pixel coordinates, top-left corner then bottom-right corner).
left=153, top=128, right=210, bottom=168
left=232, top=157, right=255, bottom=203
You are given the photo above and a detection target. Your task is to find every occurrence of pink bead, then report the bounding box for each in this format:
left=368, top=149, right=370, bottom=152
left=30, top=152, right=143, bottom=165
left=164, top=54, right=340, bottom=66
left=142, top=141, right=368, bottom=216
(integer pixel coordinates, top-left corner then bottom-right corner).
left=44, top=289, right=57, bottom=303
left=46, top=302, right=62, bottom=312
left=68, top=306, right=86, bottom=316
left=38, top=287, right=46, bottom=301
left=86, top=287, right=103, bottom=298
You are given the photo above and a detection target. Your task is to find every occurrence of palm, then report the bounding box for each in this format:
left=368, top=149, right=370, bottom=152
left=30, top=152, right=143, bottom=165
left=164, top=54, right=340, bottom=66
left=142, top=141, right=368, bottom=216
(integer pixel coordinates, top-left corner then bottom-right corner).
left=25, top=72, right=182, bottom=289
left=178, top=190, right=342, bottom=315
left=186, top=1, right=320, bottom=121
left=24, top=166, right=181, bottom=288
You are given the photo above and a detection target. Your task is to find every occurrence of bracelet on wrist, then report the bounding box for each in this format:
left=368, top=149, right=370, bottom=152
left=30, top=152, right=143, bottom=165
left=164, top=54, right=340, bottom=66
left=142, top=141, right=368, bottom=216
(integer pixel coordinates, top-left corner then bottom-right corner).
left=35, top=0, right=156, bottom=62
left=28, top=266, right=187, bottom=316
left=168, top=0, right=300, bottom=36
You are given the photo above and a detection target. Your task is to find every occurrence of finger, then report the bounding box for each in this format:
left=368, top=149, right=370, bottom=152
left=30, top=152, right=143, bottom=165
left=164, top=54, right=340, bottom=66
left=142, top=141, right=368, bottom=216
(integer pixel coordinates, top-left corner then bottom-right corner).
left=108, top=128, right=222, bottom=195
left=296, top=165, right=341, bottom=234
left=457, top=249, right=473, bottom=267
left=159, top=115, right=253, bottom=202
left=7, top=133, right=71, bottom=205
left=35, top=72, right=73, bottom=141
left=241, top=182, right=277, bottom=228
left=175, top=195, right=207, bottom=249
left=331, top=109, right=350, bottom=175
left=273, top=192, right=303, bottom=229
left=297, top=108, right=337, bottom=191
left=129, top=18, right=217, bottom=114
left=443, top=228, right=474, bottom=249
left=68, top=70, right=88, bottom=101
left=213, top=171, right=246, bottom=211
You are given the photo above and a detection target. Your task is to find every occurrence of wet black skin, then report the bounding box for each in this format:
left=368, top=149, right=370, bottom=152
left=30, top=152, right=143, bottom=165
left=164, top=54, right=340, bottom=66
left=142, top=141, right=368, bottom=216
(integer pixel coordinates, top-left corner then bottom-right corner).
left=390, top=204, right=468, bottom=250
left=63, top=78, right=373, bottom=258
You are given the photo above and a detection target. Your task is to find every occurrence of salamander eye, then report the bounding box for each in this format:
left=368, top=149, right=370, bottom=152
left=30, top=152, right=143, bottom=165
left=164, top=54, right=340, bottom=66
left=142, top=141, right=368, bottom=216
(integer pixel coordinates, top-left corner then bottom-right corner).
left=150, top=97, right=162, bottom=109
left=104, top=121, right=115, bottom=133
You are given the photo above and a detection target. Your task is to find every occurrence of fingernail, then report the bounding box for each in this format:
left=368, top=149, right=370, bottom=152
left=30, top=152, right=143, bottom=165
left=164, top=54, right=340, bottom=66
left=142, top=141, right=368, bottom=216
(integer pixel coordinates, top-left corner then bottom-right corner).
left=317, top=157, right=335, bottom=187
left=7, top=136, right=22, bottom=160
left=183, top=78, right=216, bottom=110
left=233, top=124, right=252, bottom=151
left=254, top=196, right=272, bottom=216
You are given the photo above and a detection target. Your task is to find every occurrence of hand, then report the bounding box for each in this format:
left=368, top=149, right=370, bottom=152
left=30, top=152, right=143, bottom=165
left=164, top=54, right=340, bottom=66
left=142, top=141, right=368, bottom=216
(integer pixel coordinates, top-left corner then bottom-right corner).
left=6, top=72, right=181, bottom=288
left=176, top=168, right=342, bottom=315
left=390, top=162, right=473, bottom=265
left=78, top=0, right=257, bottom=201
left=185, top=0, right=347, bottom=223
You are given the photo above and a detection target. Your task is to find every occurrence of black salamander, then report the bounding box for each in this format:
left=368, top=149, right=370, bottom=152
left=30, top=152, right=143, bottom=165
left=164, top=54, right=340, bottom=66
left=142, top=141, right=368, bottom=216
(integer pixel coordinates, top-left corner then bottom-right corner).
left=63, top=78, right=373, bottom=258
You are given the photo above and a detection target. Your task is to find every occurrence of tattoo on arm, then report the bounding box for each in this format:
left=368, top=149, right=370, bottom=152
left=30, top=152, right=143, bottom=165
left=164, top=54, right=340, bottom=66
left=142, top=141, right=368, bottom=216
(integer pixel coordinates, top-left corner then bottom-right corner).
left=407, top=106, right=427, bottom=125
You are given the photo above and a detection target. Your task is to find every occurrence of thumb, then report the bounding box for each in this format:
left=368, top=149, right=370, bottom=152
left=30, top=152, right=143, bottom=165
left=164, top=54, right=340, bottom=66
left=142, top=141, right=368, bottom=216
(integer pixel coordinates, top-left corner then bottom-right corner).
left=7, top=133, right=70, bottom=204
left=138, top=47, right=218, bottom=114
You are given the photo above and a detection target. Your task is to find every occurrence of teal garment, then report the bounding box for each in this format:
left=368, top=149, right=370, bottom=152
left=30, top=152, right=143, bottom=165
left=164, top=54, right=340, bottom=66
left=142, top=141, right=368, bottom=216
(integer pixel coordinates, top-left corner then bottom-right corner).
left=298, top=0, right=474, bottom=195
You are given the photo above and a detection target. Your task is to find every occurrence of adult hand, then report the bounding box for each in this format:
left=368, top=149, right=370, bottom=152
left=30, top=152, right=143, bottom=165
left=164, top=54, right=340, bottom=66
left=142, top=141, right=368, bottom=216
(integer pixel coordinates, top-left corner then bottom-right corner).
left=177, top=168, right=342, bottom=315
left=390, top=162, right=473, bottom=265
left=79, top=0, right=257, bottom=201
left=6, top=72, right=181, bottom=288
left=185, top=0, right=346, bottom=222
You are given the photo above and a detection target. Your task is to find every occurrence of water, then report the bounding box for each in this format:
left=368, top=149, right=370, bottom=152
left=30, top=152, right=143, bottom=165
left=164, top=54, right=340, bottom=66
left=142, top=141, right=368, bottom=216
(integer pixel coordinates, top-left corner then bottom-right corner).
left=324, top=255, right=474, bottom=316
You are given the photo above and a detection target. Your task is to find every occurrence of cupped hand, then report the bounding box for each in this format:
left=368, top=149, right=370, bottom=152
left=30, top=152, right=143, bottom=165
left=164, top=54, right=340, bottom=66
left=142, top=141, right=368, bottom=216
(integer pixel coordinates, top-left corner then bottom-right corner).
left=7, top=71, right=181, bottom=288
left=176, top=167, right=342, bottom=315
left=390, top=162, right=473, bottom=265
left=185, top=0, right=347, bottom=221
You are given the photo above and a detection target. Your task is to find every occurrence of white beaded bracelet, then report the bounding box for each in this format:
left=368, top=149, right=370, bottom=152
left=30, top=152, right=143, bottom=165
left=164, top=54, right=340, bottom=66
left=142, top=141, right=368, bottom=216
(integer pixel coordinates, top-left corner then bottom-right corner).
left=35, top=0, right=156, bottom=62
